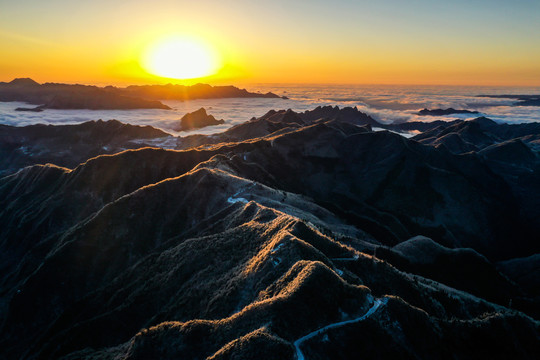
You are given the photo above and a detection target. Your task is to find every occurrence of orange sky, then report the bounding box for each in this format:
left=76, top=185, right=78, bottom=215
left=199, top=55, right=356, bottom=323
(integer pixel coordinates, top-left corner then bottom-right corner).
left=1, top=1, right=539, bottom=86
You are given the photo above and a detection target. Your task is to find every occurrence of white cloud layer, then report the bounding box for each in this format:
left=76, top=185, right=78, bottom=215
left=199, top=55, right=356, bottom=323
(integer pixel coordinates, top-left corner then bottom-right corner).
left=1, top=85, right=539, bottom=135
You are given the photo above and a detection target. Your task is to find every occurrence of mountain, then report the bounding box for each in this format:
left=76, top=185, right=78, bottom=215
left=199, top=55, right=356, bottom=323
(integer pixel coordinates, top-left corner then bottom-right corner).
left=7, top=77, right=40, bottom=86
left=178, top=106, right=379, bottom=149
left=383, top=119, right=462, bottom=133
left=173, top=107, right=225, bottom=131
left=477, top=94, right=540, bottom=106
left=417, top=108, right=480, bottom=116
left=118, top=83, right=285, bottom=100
left=0, top=108, right=539, bottom=359
left=0, top=79, right=171, bottom=110
left=0, top=120, right=174, bottom=176
left=413, top=117, right=540, bottom=146
left=0, top=78, right=285, bottom=111
left=408, top=116, right=540, bottom=238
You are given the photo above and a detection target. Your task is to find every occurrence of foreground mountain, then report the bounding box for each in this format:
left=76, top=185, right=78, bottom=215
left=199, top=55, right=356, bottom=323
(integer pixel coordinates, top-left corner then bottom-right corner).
left=0, top=107, right=539, bottom=359
left=0, top=78, right=284, bottom=111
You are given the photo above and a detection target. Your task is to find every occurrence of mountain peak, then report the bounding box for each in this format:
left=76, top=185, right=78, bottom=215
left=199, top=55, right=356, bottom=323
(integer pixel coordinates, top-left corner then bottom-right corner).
left=470, top=116, right=497, bottom=127
left=8, top=77, right=40, bottom=86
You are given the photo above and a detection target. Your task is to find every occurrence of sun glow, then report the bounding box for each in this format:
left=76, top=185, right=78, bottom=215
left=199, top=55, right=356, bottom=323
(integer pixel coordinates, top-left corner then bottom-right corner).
left=142, top=36, right=221, bottom=80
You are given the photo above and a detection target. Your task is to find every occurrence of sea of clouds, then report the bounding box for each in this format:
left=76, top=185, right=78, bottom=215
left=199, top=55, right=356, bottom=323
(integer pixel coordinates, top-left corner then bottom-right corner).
left=1, top=84, right=539, bottom=137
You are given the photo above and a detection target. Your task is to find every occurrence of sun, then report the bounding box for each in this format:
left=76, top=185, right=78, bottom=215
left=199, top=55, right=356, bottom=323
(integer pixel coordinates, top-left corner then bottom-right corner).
left=142, top=36, right=221, bottom=80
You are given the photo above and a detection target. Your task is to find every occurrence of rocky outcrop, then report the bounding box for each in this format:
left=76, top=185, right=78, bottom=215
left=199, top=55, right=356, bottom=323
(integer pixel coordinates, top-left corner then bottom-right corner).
left=174, top=108, right=225, bottom=131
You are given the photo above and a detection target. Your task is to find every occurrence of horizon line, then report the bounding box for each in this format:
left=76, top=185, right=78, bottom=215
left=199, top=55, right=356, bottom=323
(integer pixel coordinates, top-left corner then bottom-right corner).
left=3, top=77, right=540, bottom=89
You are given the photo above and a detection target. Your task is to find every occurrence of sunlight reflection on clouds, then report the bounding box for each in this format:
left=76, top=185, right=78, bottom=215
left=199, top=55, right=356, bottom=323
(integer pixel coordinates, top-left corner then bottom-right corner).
left=1, top=85, right=539, bottom=136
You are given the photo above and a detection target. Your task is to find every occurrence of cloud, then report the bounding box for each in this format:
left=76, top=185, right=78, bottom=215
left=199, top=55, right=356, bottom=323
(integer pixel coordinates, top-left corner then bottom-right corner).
left=1, top=86, right=539, bottom=135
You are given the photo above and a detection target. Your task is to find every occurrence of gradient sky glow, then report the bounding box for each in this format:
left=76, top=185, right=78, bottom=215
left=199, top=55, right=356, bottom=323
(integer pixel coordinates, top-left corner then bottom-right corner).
left=1, top=0, right=539, bottom=85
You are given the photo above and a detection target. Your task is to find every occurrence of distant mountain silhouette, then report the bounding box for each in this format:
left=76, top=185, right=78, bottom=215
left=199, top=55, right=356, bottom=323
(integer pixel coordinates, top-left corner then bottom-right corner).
left=0, top=78, right=285, bottom=111
left=417, top=108, right=480, bottom=116
left=0, top=78, right=171, bottom=110
left=7, top=77, right=40, bottom=86
left=120, top=82, right=285, bottom=100
left=478, top=94, right=540, bottom=106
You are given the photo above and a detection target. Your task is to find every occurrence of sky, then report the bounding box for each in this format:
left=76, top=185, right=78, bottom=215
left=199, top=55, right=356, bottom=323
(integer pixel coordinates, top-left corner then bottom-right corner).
left=1, top=0, right=539, bottom=86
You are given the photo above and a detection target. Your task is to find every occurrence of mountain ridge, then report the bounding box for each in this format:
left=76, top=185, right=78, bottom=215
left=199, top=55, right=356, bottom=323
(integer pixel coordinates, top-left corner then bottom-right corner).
left=0, top=106, right=539, bottom=359
left=0, top=78, right=284, bottom=111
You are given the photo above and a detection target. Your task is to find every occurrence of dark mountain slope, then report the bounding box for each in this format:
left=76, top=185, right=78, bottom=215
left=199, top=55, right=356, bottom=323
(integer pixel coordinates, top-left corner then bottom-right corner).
left=384, top=119, right=461, bottom=133
left=0, top=145, right=285, bottom=301
left=0, top=120, right=173, bottom=176
left=298, top=105, right=380, bottom=126
left=1, top=113, right=539, bottom=359
left=498, top=254, right=540, bottom=297
left=177, top=106, right=378, bottom=149
left=413, top=117, right=540, bottom=150
left=203, top=123, right=530, bottom=259
left=0, top=166, right=369, bottom=358
left=410, top=117, right=540, bottom=242
left=374, top=236, right=521, bottom=305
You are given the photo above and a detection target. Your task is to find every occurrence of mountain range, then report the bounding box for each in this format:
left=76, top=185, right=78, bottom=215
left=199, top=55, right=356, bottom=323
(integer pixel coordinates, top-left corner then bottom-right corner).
left=0, top=78, right=283, bottom=111
left=0, top=105, right=539, bottom=359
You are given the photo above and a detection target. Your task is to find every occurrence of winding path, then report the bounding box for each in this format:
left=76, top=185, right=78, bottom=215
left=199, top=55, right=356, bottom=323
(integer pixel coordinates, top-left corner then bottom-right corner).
left=293, top=297, right=388, bottom=360
left=227, top=184, right=253, bottom=204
